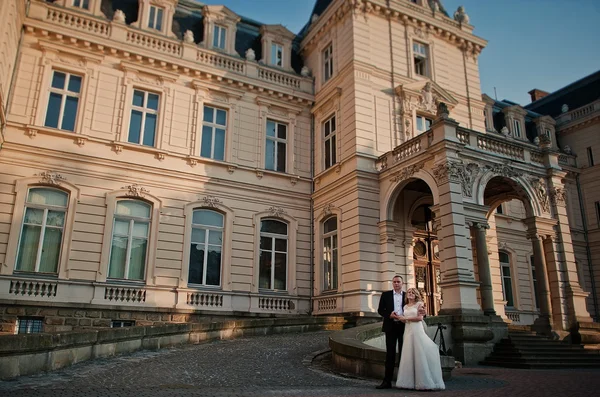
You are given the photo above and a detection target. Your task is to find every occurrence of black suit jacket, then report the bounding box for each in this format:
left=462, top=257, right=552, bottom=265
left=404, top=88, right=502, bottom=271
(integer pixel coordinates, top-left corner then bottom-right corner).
left=377, top=290, right=406, bottom=333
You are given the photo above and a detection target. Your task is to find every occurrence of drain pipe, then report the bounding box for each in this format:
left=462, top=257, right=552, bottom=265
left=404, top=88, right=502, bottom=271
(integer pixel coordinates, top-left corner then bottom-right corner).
left=308, top=105, right=315, bottom=315
left=576, top=173, right=599, bottom=321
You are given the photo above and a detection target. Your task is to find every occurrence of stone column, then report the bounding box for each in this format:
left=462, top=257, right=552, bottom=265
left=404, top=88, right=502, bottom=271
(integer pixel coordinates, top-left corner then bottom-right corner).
left=472, top=222, right=496, bottom=315
left=528, top=232, right=553, bottom=334
left=378, top=221, right=398, bottom=284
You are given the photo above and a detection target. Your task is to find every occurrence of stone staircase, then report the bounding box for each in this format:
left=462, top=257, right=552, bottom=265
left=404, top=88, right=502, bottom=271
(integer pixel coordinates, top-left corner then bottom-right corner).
left=480, top=328, right=600, bottom=369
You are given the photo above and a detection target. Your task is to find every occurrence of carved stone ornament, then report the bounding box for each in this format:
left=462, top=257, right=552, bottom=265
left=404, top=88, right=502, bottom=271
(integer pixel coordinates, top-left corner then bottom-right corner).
left=486, top=163, right=522, bottom=179
left=268, top=206, right=286, bottom=217
left=245, top=48, right=256, bottom=61
left=321, top=203, right=337, bottom=218
left=420, top=82, right=437, bottom=113
left=500, top=126, right=510, bottom=137
left=391, top=162, right=425, bottom=183
left=38, top=171, right=66, bottom=186
left=122, top=184, right=149, bottom=198
left=454, top=6, right=470, bottom=25
left=563, top=145, right=572, bottom=155
left=202, top=195, right=222, bottom=208
left=436, top=102, right=449, bottom=119
left=528, top=177, right=550, bottom=213
left=183, top=30, right=194, bottom=44
left=301, top=66, right=311, bottom=77
left=432, top=161, right=478, bottom=196
left=113, top=9, right=126, bottom=24
left=549, top=187, right=567, bottom=207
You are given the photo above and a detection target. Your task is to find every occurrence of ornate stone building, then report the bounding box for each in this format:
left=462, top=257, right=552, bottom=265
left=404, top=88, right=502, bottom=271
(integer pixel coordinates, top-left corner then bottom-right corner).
left=0, top=0, right=597, bottom=363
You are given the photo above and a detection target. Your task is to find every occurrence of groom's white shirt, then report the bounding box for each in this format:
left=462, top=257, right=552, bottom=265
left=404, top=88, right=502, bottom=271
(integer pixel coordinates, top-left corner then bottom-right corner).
left=393, top=290, right=404, bottom=317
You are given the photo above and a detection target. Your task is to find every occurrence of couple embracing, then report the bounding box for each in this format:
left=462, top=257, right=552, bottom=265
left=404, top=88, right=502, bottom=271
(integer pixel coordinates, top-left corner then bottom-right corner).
left=376, top=275, right=445, bottom=391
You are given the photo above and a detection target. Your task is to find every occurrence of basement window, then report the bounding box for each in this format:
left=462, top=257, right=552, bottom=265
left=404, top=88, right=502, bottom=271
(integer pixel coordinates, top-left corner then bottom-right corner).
left=16, top=317, right=43, bottom=334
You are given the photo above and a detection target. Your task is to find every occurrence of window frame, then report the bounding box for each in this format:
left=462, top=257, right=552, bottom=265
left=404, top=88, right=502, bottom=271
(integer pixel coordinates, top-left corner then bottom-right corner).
left=323, top=114, right=337, bottom=170
left=148, top=5, right=164, bottom=32
left=252, top=211, right=298, bottom=294
left=213, top=25, right=227, bottom=50
left=499, top=250, right=515, bottom=308
left=265, top=119, right=288, bottom=173
left=415, top=114, right=433, bottom=135
left=595, top=201, right=600, bottom=227
left=72, top=0, right=90, bottom=10
left=200, top=105, right=228, bottom=161
left=322, top=43, right=333, bottom=83
left=322, top=216, right=339, bottom=292
left=188, top=209, right=224, bottom=287
left=15, top=317, right=44, bottom=334
left=43, top=70, right=83, bottom=132
left=258, top=219, right=289, bottom=291
left=127, top=89, right=160, bottom=147
left=97, top=189, right=162, bottom=284
left=271, top=43, right=284, bottom=67
left=412, top=41, right=429, bottom=77
left=512, top=119, right=522, bottom=138
left=3, top=178, right=80, bottom=278
left=587, top=147, right=595, bottom=167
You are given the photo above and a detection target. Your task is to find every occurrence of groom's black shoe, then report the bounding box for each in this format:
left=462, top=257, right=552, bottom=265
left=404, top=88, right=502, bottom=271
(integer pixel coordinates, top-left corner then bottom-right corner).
left=376, top=381, right=392, bottom=389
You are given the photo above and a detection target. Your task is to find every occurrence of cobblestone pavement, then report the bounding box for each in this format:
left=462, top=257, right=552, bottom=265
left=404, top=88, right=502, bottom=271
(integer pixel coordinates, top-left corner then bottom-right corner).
left=1, top=330, right=599, bottom=396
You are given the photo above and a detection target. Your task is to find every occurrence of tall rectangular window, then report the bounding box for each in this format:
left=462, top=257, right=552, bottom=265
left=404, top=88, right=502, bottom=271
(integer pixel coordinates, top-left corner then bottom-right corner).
left=189, top=210, right=223, bottom=286
left=148, top=6, right=164, bottom=31
left=16, top=188, right=68, bottom=274
left=323, top=115, right=337, bottom=170
left=44, top=71, right=82, bottom=131
left=323, top=44, right=333, bottom=82
left=108, top=200, right=151, bottom=281
left=596, top=201, right=600, bottom=227
left=512, top=119, right=522, bottom=138
left=265, top=120, right=287, bottom=172
left=413, top=42, right=429, bottom=77
left=416, top=115, right=432, bottom=134
left=587, top=147, right=595, bottom=167
left=499, top=251, right=514, bottom=307
left=323, top=217, right=338, bottom=291
left=213, top=25, right=226, bottom=49
left=201, top=106, right=226, bottom=161
left=72, top=0, right=90, bottom=9
left=271, top=43, right=283, bottom=67
left=259, top=220, right=288, bottom=291
left=128, top=90, right=159, bottom=147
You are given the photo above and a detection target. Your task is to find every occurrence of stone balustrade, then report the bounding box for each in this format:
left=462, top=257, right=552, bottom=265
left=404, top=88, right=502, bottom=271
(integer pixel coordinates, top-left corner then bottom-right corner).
left=555, top=99, right=600, bottom=127
left=26, top=1, right=313, bottom=94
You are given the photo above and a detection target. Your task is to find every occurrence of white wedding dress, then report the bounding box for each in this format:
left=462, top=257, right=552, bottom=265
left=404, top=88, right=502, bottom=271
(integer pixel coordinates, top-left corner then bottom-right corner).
left=396, top=304, right=445, bottom=390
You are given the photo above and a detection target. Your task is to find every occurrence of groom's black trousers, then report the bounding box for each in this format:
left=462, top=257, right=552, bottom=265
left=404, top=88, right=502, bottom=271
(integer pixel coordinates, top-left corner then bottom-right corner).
left=384, top=321, right=406, bottom=383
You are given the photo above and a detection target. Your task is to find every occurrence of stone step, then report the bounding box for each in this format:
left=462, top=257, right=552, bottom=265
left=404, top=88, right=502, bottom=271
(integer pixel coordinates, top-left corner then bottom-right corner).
left=491, top=348, right=596, bottom=356
left=486, top=352, right=600, bottom=361
left=480, top=359, right=600, bottom=369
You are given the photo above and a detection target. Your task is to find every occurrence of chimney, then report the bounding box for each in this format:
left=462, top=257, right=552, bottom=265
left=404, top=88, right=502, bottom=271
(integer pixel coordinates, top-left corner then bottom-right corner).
left=528, top=89, right=549, bottom=102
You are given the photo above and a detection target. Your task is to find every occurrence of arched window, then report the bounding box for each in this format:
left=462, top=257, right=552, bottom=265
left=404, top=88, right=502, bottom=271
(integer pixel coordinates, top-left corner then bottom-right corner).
left=323, top=216, right=338, bottom=291
left=259, top=219, right=288, bottom=290
left=108, top=200, right=151, bottom=280
left=189, top=209, right=223, bottom=286
left=15, top=188, right=68, bottom=274
left=499, top=251, right=514, bottom=307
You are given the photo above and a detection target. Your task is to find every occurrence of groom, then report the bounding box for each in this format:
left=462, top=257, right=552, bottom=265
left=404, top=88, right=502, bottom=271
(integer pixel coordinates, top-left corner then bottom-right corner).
left=376, top=275, right=426, bottom=389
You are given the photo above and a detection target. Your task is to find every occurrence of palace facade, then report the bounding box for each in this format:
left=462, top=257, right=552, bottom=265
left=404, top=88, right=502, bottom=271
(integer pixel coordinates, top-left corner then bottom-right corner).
left=0, top=0, right=597, bottom=362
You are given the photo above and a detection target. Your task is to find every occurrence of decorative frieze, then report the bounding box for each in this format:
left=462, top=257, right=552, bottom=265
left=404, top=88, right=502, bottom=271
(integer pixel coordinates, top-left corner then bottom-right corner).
left=122, top=184, right=149, bottom=198
left=37, top=171, right=66, bottom=186
left=432, top=160, right=478, bottom=197
left=549, top=187, right=567, bottom=207
left=201, top=195, right=222, bottom=208
left=391, top=162, right=425, bottom=183
left=528, top=177, right=550, bottom=213
left=486, top=163, right=522, bottom=179
left=268, top=206, right=286, bottom=217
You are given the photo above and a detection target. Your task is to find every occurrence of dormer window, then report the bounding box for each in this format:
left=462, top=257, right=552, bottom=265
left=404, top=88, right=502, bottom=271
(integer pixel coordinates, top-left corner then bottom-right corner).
left=512, top=119, right=522, bottom=138
left=271, top=43, right=283, bottom=67
left=213, top=25, right=227, bottom=50
left=413, top=42, right=429, bottom=77
left=148, top=5, right=164, bottom=31
left=323, top=44, right=333, bottom=82
left=72, top=0, right=89, bottom=9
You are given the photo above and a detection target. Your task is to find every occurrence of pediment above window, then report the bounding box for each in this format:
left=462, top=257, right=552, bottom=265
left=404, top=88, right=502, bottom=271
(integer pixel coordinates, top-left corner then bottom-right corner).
left=395, top=80, right=458, bottom=115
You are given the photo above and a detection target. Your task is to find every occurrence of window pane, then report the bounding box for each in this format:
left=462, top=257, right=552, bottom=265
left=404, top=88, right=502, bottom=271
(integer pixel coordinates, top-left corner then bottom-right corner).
left=417, top=116, right=424, bottom=132
left=148, top=6, right=156, bottom=28
left=330, top=117, right=335, bottom=132
left=276, top=142, right=286, bottom=172
left=219, top=29, right=226, bottom=49
left=261, top=220, right=287, bottom=235
left=61, top=95, right=78, bottom=131
left=28, top=189, right=68, bottom=207
left=203, top=106, right=214, bottom=122
left=128, top=238, right=147, bottom=280
left=44, top=92, right=62, bottom=128
left=499, top=252, right=510, bottom=263
left=46, top=210, right=65, bottom=227
left=425, top=118, right=432, bottom=130
left=325, top=139, right=331, bottom=168
left=260, top=236, right=272, bottom=250
left=132, top=90, right=144, bottom=107
left=188, top=242, right=205, bottom=284
left=156, top=8, right=163, bottom=31
left=259, top=251, right=272, bottom=289
left=274, top=238, right=287, bottom=252
left=108, top=236, right=127, bottom=278
left=143, top=113, right=157, bottom=147
left=200, top=126, right=213, bottom=158
left=192, top=210, right=224, bottom=227
left=39, top=227, right=62, bottom=273
left=324, top=217, right=337, bottom=233
left=502, top=266, right=511, bottom=277
left=191, top=227, right=206, bottom=243
left=274, top=252, right=286, bottom=290
left=266, top=120, right=276, bottom=137
left=331, top=135, right=337, bottom=164
left=206, top=246, right=221, bottom=286
left=271, top=44, right=277, bottom=65
left=113, top=219, right=129, bottom=236
left=128, top=110, right=143, bottom=144
left=116, top=200, right=151, bottom=218
left=332, top=248, right=338, bottom=288
left=214, top=128, right=225, bottom=161
left=16, top=225, right=41, bottom=271
left=277, top=124, right=286, bottom=139
left=83, top=0, right=89, bottom=8
left=23, top=208, right=44, bottom=225
left=132, top=221, right=148, bottom=238
left=213, top=27, right=219, bottom=48
left=208, top=230, right=222, bottom=245
left=324, top=121, right=330, bottom=137
left=216, top=109, right=226, bottom=126
left=68, top=75, right=82, bottom=93
left=51, top=72, right=66, bottom=89
left=265, top=139, right=275, bottom=170
left=147, top=93, right=159, bottom=110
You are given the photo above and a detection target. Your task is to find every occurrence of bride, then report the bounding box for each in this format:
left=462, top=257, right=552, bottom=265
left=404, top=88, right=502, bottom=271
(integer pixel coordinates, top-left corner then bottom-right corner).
left=396, top=287, right=445, bottom=390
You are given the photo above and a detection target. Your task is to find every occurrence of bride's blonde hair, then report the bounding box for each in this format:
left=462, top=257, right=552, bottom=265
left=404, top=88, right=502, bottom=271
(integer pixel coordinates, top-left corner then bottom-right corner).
left=405, top=287, right=423, bottom=303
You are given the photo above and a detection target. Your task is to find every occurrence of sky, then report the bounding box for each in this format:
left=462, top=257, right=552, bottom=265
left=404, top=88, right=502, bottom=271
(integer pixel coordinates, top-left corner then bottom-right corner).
left=199, top=0, right=600, bottom=105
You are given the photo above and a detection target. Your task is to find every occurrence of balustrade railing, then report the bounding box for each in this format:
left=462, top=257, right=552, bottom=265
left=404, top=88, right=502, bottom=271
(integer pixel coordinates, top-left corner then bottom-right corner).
left=258, top=297, right=292, bottom=311
left=555, top=100, right=600, bottom=126
left=196, top=49, right=245, bottom=74
left=187, top=291, right=224, bottom=307
left=258, top=68, right=301, bottom=89
left=393, top=136, right=422, bottom=163
left=316, top=297, right=337, bottom=311
left=477, top=134, right=525, bottom=160
left=46, top=7, right=110, bottom=37
left=9, top=279, right=58, bottom=298
left=126, top=30, right=181, bottom=56
left=104, top=286, right=146, bottom=303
